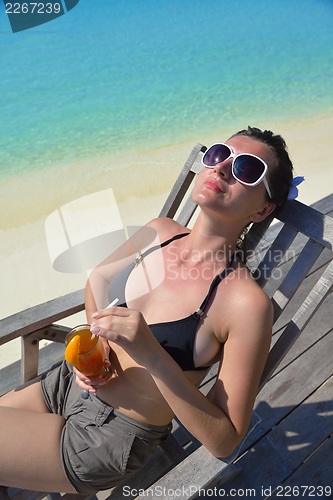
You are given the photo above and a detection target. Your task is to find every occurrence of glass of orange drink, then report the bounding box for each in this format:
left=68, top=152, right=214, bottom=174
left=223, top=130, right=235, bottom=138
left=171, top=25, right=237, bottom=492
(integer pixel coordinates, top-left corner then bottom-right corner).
left=65, top=324, right=110, bottom=378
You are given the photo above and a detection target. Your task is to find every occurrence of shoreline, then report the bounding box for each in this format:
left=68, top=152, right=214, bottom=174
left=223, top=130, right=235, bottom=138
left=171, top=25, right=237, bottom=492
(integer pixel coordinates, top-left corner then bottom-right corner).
left=1, top=110, right=333, bottom=368
left=1, top=109, right=333, bottom=231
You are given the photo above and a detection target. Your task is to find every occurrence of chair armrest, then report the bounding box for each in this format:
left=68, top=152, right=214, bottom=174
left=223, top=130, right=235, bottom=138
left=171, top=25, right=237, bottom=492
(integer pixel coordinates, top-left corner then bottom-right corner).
left=0, top=289, right=85, bottom=347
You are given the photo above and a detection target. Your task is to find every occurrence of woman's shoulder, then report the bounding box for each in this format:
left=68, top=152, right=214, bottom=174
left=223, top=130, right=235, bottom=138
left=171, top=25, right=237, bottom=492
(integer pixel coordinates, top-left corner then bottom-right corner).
left=221, top=259, right=273, bottom=321
left=146, top=217, right=191, bottom=242
left=212, top=261, right=273, bottom=348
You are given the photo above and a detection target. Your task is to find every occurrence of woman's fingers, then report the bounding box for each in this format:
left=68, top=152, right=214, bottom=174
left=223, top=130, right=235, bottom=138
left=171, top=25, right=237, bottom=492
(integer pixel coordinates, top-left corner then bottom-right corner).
left=93, top=305, right=131, bottom=319
left=73, top=367, right=106, bottom=393
left=90, top=306, right=127, bottom=336
left=89, top=307, right=162, bottom=370
left=91, top=320, right=130, bottom=346
left=100, top=336, right=111, bottom=367
left=91, top=307, right=132, bottom=335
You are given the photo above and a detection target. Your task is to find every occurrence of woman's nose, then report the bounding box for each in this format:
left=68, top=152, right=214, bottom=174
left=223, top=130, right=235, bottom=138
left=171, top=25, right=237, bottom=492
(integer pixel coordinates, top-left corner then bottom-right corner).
left=213, top=158, right=232, bottom=177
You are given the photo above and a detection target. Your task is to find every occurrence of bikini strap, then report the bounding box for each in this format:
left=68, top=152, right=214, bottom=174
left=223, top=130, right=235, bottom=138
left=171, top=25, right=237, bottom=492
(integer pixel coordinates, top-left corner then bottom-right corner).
left=195, top=252, right=236, bottom=318
left=133, top=232, right=190, bottom=267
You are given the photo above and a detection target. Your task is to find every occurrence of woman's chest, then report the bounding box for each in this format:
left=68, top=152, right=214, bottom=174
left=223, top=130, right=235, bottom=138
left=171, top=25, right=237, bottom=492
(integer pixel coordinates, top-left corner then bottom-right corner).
left=123, top=249, right=226, bottom=324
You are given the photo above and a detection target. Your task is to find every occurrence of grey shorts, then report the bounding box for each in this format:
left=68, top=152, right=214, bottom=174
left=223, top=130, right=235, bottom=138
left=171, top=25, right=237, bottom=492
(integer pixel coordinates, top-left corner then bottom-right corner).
left=41, top=360, right=171, bottom=495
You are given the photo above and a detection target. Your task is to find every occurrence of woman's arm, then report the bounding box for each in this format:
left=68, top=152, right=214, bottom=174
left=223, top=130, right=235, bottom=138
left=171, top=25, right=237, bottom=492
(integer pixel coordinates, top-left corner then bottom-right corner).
left=92, top=285, right=272, bottom=458
left=149, top=289, right=273, bottom=457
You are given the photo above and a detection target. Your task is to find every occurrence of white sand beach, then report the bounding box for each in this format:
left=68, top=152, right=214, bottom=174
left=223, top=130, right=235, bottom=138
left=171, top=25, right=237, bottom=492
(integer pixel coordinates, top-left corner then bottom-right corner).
left=1, top=111, right=333, bottom=369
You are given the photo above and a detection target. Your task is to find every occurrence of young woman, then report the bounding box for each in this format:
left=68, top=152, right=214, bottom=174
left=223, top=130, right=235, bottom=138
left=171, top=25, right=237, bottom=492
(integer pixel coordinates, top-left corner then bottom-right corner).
left=0, top=126, right=293, bottom=494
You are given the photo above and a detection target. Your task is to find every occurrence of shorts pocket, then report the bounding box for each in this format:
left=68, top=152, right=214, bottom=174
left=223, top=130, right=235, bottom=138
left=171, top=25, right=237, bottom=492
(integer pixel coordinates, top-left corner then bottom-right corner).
left=111, top=431, right=137, bottom=475
left=68, top=430, right=136, bottom=484
left=125, top=435, right=159, bottom=474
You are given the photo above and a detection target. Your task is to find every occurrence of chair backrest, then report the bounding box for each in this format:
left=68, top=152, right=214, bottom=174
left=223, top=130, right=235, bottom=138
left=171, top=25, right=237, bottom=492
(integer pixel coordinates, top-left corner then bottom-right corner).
left=159, top=143, right=206, bottom=225
left=246, top=198, right=333, bottom=391
left=159, top=143, right=333, bottom=393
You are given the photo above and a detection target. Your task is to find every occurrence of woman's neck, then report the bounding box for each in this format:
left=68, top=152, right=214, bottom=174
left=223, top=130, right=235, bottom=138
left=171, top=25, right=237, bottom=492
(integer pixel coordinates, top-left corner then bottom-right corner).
left=178, top=211, right=242, bottom=265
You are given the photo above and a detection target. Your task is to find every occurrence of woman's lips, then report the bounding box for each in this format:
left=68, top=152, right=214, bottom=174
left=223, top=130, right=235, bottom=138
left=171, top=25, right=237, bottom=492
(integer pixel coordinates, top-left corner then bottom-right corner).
left=204, top=179, right=225, bottom=192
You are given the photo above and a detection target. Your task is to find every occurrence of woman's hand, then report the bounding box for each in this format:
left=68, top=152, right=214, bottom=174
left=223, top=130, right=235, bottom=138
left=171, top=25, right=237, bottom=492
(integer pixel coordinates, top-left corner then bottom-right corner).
left=74, top=337, right=111, bottom=394
left=90, top=306, right=163, bottom=371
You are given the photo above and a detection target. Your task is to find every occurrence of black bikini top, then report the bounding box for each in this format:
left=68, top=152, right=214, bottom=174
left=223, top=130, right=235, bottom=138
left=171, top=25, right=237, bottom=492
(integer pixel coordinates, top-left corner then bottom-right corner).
left=108, top=233, right=235, bottom=371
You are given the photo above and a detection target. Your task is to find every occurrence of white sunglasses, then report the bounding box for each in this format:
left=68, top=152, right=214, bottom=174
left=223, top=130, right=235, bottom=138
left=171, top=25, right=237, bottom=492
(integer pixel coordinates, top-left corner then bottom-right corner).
left=202, top=143, right=272, bottom=199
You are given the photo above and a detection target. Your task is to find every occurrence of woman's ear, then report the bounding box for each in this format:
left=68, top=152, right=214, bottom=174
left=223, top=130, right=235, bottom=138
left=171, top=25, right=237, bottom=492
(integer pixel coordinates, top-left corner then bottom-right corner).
left=250, top=202, right=276, bottom=223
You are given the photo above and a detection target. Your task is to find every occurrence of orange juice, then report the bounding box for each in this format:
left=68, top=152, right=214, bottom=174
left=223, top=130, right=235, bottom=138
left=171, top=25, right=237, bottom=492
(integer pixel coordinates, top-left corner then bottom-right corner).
left=65, top=325, right=105, bottom=377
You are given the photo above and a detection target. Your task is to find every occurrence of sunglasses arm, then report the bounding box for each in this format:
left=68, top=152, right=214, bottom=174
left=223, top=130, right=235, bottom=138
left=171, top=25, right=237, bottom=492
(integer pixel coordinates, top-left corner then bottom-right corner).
left=263, top=177, right=272, bottom=199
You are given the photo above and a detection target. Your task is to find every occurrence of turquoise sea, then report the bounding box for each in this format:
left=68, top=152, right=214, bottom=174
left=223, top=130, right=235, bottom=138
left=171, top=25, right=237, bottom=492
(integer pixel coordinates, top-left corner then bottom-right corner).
left=1, top=0, right=333, bottom=228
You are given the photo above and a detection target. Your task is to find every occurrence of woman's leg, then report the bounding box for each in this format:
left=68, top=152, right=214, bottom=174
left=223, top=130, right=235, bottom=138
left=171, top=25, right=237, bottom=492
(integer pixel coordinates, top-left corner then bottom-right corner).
left=0, top=406, right=77, bottom=493
left=0, top=378, right=77, bottom=493
left=0, top=376, right=49, bottom=413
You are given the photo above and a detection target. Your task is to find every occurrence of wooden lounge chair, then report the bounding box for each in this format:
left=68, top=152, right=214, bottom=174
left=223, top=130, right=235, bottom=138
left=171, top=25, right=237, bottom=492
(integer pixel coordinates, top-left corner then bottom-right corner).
left=1, top=143, right=333, bottom=500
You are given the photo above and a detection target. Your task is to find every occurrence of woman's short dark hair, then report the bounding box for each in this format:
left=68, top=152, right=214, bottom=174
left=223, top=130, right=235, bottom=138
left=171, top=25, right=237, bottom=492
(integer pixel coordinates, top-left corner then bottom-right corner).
left=230, top=126, right=294, bottom=209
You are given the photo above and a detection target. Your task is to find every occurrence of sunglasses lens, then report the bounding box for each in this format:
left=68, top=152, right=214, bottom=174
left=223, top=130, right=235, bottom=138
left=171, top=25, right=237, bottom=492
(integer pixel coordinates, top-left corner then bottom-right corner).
left=233, top=156, right=265, bottom=184
left=203, top=144, right=230, bottom=167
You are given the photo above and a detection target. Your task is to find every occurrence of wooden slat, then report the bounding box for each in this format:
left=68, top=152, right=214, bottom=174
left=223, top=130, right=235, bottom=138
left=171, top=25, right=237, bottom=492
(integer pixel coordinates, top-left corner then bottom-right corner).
left=158, top=143, right=205, bottom=219
left=138, top=446, right=231, bottom=500
left=255, top=224, right=298, bottom=288
left=269, top=248, right=333, bottom=333
left=271, top=239, right=324, bottom=321
left=158, top=168, right=196, bottom=220
left=220, top=375, right=333, bottom=496
left=270, top=435, right=333, bottom=495
left=29, top=324, right=71, bottom=344
left=20, top=325, right=70, bottom=383
left=277, top=199, right=333, bottom=249
left=0, top=289, right=85, bottom=346
left=261, top=251, right=331, bottom=312
left=175, top=189, right=198, bottom=227
left=276, top=297, right=333, bottom=374
left=265, top=376, right=333, bottom=470
left=310, top=192, right=333, bottom=215
left=292, top=259, right=333, bottom=331
left=21, top=334, right=40, bottom=383
left=251, top=331, right=333, bottom=445
left=0, top=342, right=66, bottom=397
left=259, top=259, right=333, bottom=390
left=244, top=213, right=275, bottom=255
left=246, top=194, right=333, bottom=272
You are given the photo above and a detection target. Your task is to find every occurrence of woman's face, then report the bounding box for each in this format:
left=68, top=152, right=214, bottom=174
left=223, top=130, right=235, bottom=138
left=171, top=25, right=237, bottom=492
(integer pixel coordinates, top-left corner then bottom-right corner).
left=193, top=135, right=277, bottom=224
